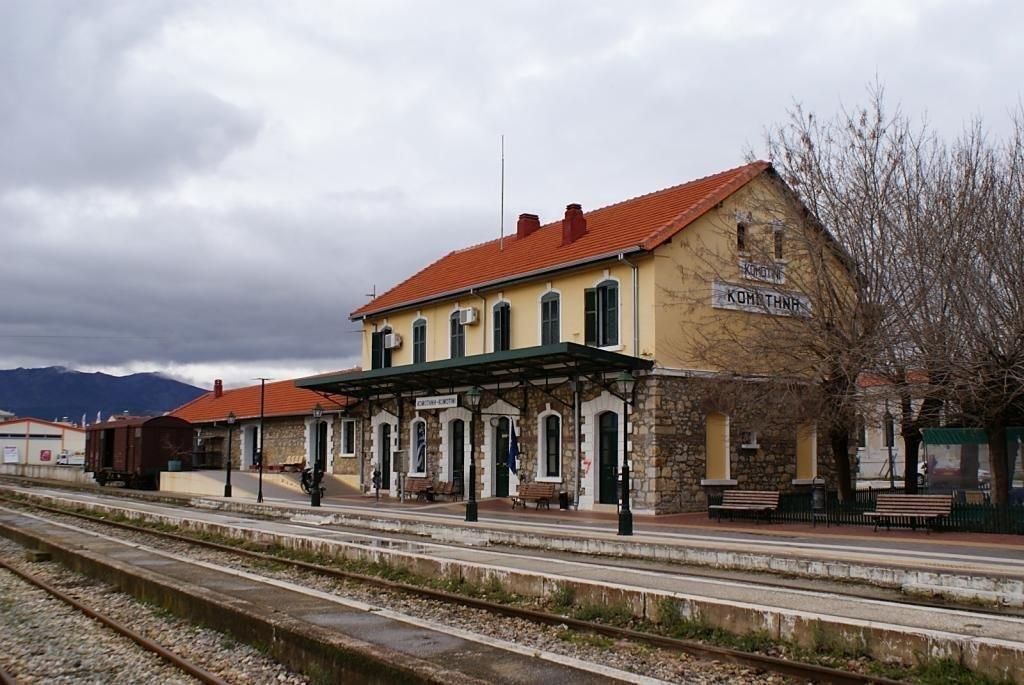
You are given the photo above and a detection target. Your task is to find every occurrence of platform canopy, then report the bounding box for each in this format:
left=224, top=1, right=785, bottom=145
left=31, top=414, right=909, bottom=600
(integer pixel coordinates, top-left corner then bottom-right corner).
left=295, top=342, right=653, bottom=401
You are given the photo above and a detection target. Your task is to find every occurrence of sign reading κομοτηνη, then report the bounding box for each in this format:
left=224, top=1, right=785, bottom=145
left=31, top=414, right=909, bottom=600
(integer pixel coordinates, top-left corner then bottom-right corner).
left=712, top=280, right=811, bottom=316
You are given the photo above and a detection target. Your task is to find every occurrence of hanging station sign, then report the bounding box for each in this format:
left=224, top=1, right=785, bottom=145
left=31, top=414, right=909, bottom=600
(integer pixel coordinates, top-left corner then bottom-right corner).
left=739, top=259, right=785, bottom=284
left=414, top=394, right=459, bottom=410
left=712, top=280, right=811, bottom=317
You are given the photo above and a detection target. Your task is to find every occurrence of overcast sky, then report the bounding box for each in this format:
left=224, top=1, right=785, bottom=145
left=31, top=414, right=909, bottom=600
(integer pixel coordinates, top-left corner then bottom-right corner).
left=2, top=1, right=1021, bottom=390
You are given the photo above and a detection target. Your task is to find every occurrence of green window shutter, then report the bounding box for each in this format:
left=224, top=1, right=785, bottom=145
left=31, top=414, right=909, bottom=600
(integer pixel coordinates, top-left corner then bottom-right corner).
left=604, top=283, right=618, bottom=346
left=584, top=288, right=597, bottom=346
left=371, top=331, right=383, bottom=369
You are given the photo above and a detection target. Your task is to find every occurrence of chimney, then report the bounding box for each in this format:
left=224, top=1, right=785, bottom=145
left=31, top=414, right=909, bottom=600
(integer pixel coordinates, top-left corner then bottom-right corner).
left=214, top=379, right=223, bottom=398
left=516, top=213, right=540, bottom=239
left=561, top=203, right=587, bottom=245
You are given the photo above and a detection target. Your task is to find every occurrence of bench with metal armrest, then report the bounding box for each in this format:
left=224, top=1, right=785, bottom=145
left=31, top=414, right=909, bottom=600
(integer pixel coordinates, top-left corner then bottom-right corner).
left=864, top=494, right=952, bottom=531
left=511, top=481, right=558, bottom=509
left=708, top=490, right=780, bottom=523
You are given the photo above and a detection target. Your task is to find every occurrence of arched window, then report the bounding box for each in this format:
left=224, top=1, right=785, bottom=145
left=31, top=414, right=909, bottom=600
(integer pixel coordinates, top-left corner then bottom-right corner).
left=412, top=318, right=427, bottom=364
left=450, top=311, right=465, bottom=358
left=411, top=419, right=427, bottom=474
left=584, top=280, right=618, bottom=347
left=540, top=292, right=559, bottom=345
left=541, top=414, right=560, bottom=478
left=493, top=302, right=511, bottom=352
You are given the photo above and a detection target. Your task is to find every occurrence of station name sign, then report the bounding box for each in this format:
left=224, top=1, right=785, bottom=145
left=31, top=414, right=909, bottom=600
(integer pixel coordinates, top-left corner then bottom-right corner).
left=712, top=280, right=811, bottom=317
left=414, top=394, right=459, bottom=410
left=739, top=259, right=785, bottom=284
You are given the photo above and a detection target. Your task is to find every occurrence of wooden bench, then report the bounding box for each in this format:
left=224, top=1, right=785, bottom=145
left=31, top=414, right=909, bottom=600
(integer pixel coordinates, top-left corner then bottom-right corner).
left=404, top=477, right=434, bottom=502
left=708, top=490, right=780, bottom=523
left=865, top=494, right=953, bottom=531
left=434, top=481, right=462, bottom=501
left=511, top=482, right=558, bottom=509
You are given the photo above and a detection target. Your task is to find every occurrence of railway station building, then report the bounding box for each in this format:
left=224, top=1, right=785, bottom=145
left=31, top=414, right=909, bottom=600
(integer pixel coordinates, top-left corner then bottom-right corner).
left=298, top=161, right=845, bottom=513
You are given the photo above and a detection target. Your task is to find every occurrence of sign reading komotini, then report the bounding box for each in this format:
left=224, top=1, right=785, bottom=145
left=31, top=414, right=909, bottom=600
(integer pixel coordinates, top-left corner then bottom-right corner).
left=414, top=394, right=459, bottom=410
left=712, top=280, right=811, bottom=317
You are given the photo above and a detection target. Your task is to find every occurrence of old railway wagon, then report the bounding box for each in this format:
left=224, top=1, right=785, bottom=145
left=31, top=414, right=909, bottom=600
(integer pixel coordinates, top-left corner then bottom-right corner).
left=85, top=416, right=193, bottom=489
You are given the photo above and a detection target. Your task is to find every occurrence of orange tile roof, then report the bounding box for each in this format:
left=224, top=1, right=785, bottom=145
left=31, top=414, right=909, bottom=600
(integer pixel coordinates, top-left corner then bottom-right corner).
left=352, top=161, right=771, bottom=318
left=171, top=373, right=357, bottom=424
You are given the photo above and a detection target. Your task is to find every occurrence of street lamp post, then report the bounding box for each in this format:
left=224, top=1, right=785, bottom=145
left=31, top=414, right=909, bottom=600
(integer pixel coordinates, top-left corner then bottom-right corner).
left=885, top=404, right=896, bottom=490
left=224, top=411, right=236, bottom=498
left=255, top=377, right=269, bottom=503
left=616, top=370, right=636, bottom=536
left=311, top=403, right=323, bottom=507
left=465, top=386, right=481, bottom=522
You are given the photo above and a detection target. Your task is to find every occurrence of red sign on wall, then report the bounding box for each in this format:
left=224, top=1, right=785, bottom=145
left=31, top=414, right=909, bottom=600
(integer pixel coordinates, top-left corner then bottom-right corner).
left=40, top=449, right=52, bottom=461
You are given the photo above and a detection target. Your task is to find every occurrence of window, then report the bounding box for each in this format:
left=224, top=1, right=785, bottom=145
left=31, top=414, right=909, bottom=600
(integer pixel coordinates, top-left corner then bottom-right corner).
left=796, top=423, right=817, bottom=480
left=584, top=280, right=618, bottom=347
left=341, top=419, right=356, bottom=456
left=541, top=292, right=559, bottom=345
left=773, top=226, right=784, bottom=260
left=493, top=302, right=511, bottom=352
left=704, top=412, right=729, bottom=480
left=737, top=222, right=747, bottom=252
left=449, top=312, right=465, bottom=358
left=884, top=414, right=896, bottom=448
left=412, top=420, right=426, bottom=473
left=412, top=319, right=426, bottom=364
left=371, top=327, right=392, bottom=369
left=856, top=416, right=867, bottom=448
left=543, top=414, right=560, bottom=478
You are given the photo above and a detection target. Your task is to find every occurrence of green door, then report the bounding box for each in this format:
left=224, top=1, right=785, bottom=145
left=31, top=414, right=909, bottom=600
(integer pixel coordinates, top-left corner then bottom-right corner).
left=598, top=412, right=619, bottom=504
left=379, top=424, right=391, bottom=489
left=494, top=417, right=510, bottom=497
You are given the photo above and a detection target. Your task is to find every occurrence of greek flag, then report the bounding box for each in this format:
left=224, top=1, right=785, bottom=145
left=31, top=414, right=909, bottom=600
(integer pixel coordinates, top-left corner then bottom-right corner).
left=508, top=419, right=518, bottom=475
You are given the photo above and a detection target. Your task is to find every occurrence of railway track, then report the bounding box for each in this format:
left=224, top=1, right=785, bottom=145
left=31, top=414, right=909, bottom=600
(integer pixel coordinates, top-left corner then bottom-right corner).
left=2, top=494, right=907, bottom=685
left=0, top=552, right=229, bottom=685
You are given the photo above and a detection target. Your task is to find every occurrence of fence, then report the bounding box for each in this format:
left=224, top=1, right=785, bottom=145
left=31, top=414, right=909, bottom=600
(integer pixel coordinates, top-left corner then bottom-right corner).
left=707, top=487, right=1024, bottom=534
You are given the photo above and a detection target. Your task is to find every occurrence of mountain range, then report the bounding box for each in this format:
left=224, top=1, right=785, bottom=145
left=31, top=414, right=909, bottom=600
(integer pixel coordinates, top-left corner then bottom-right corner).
left=0, top=367, right=207, bottom=423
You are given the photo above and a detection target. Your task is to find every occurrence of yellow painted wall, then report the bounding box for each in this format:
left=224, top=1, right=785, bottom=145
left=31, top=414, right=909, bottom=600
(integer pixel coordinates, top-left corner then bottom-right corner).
left=652, top=174, right=836, bottom=374
left=359, top=258, right=657, bottom=367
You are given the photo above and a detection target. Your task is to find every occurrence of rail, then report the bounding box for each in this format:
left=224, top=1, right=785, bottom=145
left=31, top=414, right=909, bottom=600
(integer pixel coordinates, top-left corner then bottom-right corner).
left=2, top=494, right=907, bottom=685
left=0, top=556, right=230, bottom=685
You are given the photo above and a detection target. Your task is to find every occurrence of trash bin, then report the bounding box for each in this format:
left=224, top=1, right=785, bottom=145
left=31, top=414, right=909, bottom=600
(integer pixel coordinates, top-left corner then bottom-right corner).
left=811, top=477, right=827, bottom=527
left=559, top=491, right=569, bottom=510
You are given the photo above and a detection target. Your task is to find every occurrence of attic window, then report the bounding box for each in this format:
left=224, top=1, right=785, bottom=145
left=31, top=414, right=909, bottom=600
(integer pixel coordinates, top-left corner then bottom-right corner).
left=773, top=221, right=784, bottom=260
left=737, top=222, right=748, bottom=252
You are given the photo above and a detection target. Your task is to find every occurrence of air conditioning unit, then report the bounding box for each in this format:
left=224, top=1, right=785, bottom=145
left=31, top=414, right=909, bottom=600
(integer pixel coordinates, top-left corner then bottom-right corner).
left=458, top=307, right=479, bottom=325
left=384, top=332, right=403, bottom=349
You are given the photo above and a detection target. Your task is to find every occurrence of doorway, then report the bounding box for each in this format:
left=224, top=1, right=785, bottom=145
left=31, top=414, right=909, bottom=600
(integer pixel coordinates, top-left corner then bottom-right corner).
left=598, top=411, right=619, bottom=504
left=450, top=419, right=465, bottom=496
left=493, top=417, right=510, bottom=497
left=379, top=423, right=392, bottom=489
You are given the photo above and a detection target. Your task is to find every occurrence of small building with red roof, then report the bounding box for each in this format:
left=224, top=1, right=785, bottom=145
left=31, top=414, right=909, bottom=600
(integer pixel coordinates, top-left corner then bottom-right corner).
left=300, top=162, right=846, bottom=513
left=171, top=375, right=358, bottom=485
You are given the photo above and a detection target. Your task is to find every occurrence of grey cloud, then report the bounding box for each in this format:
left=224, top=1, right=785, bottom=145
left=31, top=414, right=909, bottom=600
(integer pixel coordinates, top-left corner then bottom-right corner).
left=0, top=2, right=261, bottom=191
left=0, top=189, right=490, bottom=369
